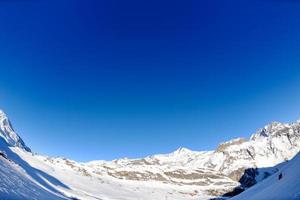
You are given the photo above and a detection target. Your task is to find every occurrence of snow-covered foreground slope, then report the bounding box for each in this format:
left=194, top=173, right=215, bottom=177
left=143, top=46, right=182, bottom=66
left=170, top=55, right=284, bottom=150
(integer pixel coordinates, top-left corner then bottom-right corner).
left=232, top=152, right=300, bottom=200
left=0, top=139, right=68, bottom=200
left=0, top=109, right=300, bottom=200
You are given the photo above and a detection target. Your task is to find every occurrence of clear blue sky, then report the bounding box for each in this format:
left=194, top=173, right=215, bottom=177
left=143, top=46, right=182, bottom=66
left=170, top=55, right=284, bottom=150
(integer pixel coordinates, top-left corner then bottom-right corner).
left=1, top=0, right=300, bottom=161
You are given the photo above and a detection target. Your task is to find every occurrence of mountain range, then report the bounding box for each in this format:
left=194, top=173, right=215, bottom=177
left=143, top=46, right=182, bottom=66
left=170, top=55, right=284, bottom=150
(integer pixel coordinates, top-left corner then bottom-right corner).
left=0, top=109, right=300, bottom=200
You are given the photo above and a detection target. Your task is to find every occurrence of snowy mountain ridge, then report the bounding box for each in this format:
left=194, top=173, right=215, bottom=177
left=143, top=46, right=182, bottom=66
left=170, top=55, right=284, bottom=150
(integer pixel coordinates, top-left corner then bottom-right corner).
left=0, top=110, right=30, bottom=152
left=0, top=110, right=300, bottom=200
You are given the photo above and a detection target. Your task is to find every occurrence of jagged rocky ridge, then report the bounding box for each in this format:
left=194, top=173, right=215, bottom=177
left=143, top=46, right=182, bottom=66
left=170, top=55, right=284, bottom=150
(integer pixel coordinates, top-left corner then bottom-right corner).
left=0, top=109, right=300, bottom=199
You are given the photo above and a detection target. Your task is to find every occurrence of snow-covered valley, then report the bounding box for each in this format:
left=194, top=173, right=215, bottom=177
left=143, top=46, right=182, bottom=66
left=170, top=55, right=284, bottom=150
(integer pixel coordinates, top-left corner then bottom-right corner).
left=1, top=109, right=300, bottom=200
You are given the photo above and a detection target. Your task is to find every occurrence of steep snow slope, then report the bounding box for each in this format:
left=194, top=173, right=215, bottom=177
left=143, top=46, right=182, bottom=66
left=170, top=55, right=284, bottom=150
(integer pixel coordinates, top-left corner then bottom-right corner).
left=0, top=109, right=300, bottom=200
left=0, top=139, right=70, bottom=200
left=232, top=152, right=300, bottom=200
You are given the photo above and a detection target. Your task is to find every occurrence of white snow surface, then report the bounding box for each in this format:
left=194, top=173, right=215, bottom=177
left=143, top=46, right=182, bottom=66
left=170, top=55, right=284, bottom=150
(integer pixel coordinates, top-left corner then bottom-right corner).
left=0, top=110, right=300, bottom=200
left=0, top=140, right=68, bottom=200
left=232, top=152, right=300, bottom=200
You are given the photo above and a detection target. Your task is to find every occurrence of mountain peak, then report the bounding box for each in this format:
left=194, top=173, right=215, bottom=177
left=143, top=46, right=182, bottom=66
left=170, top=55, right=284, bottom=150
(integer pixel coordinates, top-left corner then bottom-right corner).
left=0, top=110, right=6, bottom=118
left=172, top=147, right=192, bottom=155
left=0, top=110, right=31, bottom=152
left=250, top=121, right=290, bottom=141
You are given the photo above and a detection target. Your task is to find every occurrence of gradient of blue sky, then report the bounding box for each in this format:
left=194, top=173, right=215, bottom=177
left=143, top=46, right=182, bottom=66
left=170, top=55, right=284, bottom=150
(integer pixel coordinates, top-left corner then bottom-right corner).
left=1, top=0, right=300, bottom=161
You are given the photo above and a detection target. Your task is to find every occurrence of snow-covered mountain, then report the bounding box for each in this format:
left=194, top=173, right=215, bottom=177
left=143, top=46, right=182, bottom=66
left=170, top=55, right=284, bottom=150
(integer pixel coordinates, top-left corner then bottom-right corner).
left=0, top=109, right=300, bottom=200
left=0, top=110, right=30, bottom=152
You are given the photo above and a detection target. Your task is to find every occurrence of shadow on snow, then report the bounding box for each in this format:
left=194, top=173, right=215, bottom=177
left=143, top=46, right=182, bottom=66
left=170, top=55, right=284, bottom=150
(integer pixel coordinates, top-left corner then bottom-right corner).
left=0, top=138, right=71, bottom=199
left=209, top=160, right=288, bottom=200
